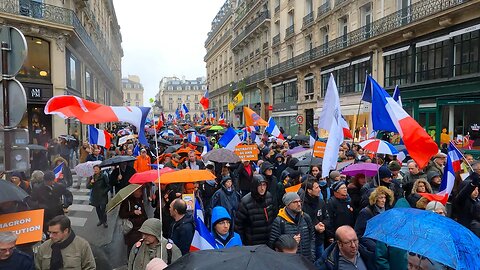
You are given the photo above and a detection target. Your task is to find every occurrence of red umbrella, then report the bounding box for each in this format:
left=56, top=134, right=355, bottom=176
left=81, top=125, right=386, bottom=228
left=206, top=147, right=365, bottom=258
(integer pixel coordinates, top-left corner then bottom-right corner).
left=129, top=168, right=175, bottom=184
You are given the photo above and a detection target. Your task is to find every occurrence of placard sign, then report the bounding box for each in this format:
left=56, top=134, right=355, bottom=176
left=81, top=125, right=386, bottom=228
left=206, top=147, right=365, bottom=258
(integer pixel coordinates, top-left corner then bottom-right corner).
left=234, top=144, right=259, bottom=161
left=0, top=209, right=44, bottom=244
left=313, top=141, right=326, bottom=158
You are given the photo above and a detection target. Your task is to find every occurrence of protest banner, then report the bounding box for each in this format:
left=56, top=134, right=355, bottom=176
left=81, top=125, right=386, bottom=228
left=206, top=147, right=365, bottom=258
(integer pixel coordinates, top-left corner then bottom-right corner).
left=234, top=144, right=259, bottom=161
left=0, top=209, right=44, bottom=244
left=313, top=141, right=326, bottom=158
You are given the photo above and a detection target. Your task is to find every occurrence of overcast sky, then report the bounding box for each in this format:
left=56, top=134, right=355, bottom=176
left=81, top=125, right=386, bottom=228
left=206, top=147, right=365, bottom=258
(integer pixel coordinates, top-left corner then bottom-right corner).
left=113, top=0, right=226, bottom=105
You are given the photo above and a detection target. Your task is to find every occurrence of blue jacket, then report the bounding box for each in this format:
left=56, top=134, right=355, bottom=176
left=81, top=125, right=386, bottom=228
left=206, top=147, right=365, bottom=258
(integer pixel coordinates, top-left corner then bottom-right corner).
left=211, top=206, right=242, bottom=249
left=315, top=242, right=377, bottom=270
left=0, top=249, right=34, bottom=270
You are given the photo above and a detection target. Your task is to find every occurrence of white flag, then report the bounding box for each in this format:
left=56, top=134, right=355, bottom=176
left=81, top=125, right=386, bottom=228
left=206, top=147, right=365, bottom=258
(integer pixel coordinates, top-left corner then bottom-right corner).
left=321, top=74, right=344, bottom=178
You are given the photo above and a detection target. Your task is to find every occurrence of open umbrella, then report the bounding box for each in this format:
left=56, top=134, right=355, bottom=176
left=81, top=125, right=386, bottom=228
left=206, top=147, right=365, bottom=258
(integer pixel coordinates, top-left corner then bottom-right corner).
left=185, top=128, right=197, bottom=133
left=106, top=184, right=142, bottom=213
left=176, top=148, right=201, bottom=157
left=166, top=245, right=316, bottom=270
left=129, top=168, right=175, bottom=184
left=342, top=163, right=381, bottom=177
left=150, top=138, right=173, bottom=146
left=295, top=157, right=323, bottom=167
left=27, top=144, right=47, bottom=151
left=359, top=139, right=398, bottom=155
left=0, top=180, right=29, bottom=203
left=159, top=169, right=216, bottom=184
left=99, top=156, right=136, bottom=167
left=209, top=125, right=224, bottom=131
left=164, top=144, right=182, bottom=153
left=286, top=146, right=309, bottom=156
left=202, top=148, right=241, bottom=163
left=293, top=134, right=309, bottom=141
left=59, top=134, right=76, bottom=141
left=364, top=208, right=480, bottom=270
left=160, top=129, right=175, bottom=137
left=74, top=161, right=103, bottom=177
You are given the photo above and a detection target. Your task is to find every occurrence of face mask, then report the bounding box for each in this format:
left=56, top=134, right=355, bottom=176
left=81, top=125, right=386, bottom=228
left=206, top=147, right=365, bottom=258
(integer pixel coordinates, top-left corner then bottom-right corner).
left=319, top=180, right=327, bottom=187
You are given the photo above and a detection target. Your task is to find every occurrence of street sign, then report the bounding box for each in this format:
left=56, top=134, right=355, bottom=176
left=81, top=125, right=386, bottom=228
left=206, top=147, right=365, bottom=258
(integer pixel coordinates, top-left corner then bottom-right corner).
left=0, top=26, right=27, bottom=76
left=296, top=115, right=304, bottom=124
left=0, top=128, right=29, bottom=146
left=0, top=78, right=27, bottom=127
left=0, top=146, right=29, bottom=172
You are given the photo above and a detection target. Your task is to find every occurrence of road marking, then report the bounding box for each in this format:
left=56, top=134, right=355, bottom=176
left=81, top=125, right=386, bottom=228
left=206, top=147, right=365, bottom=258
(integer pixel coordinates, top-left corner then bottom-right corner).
left=73, top=195, right=91, bottom=201
left=69, top=216, right=88, bottom=227
left=68, top=204, right=94, bottom=212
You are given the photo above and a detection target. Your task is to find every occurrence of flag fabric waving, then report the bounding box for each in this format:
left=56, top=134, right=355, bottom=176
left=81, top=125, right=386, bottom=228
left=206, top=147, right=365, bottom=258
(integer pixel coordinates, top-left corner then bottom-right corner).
left=266, top=117, right=285, bottom=139
left=190, top=200, right=217, bottom=251
left=218, top=127, right=242, bottom=150
left=228, top=92, right=243, bottom=111
left=198, top=135, right=211, bottom=156
left=218, top=112, right=226, bottom=125
left=88, top=126, right=111, bottom=149
left=187, top=132, right=199, bottom=143
left=244, top=107, right=268, bottom=126
left=340, top=116, right=353, bottom=139
left=392, top=85, right=403, bottom=107
left=45, top=95, right=150, bottom=145
left=199, top=89, right=209, bottom=110
left=367, top=76, right=438, bottom=168
left=448, top=142, right=464, bottom=172
left=321, top=74, right=344, bottom=179
left=182, top=104, right=190, bottom=115
left=53, top=162, right=64, bottom=182
left=155, top=112, right=165, bottom=131
left=309, top=126, right=317, bottom=148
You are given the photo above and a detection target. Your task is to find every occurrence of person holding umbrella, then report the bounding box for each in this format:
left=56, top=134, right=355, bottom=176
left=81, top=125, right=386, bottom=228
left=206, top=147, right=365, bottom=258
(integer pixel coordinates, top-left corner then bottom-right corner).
left=87, top=165, right=110, bottom=228
left=119, top=188, right=148, bottom=256
left=109, top=162, right=136, bottom=195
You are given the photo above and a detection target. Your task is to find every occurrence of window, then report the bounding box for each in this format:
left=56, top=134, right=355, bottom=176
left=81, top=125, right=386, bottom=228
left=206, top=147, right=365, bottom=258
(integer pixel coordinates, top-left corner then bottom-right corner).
left=274, top=51, right=280, bottom=65
left=177, top=96, right=182, bottom=101
left=169, top=95, right=173, bottom=101
left=186, top=103, right=190, bottom=109
left=287, top=45, right=294, bottom=59
left=273, top=81, right=298, bottom=103
left=18, top=36, right=51, bottom=82
left=195, top=95, right=199, bottom=101
left=306, top=0, right=313, bottom=14
left=453, top=30, right=479, bottom=76
left=384, top=47, right=413, bottom=87
left=339, top=17, right=348, bottom=47
left=305, top=75, right=314, bottom=94
left=415, top=40, right=452, bottom=82
left=305, top=35, right=313, bottom=51
left=195, top=103, right=199, bottom=110
left=360, top=3, right=372, bottom=38
left=322, top=58, right=371, bottom=95
left=176, top=86, right=182, bottom=90
left=127, top=93, right=131, bottom=100
left=135, top=93, right=139, bottom=100
left=66, top=50, right=80, bottom=90
left=186, top=95, right=190, bottom=101
left=85, top=70, right=93, bottom=97
left=169, top=103, right=173, bottom=110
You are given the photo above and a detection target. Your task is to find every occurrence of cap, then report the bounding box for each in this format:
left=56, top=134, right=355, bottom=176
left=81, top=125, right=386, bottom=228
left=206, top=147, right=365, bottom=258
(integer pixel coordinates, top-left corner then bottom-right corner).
left=282, top=192, right=301, bottom=206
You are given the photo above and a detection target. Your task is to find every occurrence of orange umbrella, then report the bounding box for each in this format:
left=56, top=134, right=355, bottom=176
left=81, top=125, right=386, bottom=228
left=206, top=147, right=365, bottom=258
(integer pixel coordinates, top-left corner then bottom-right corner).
left=159, top=169, right=216, bottom=184
left=176, top=147, right=201, bottom=157
left=285, top=183, right=302, bottom=193
left=129, top=168, right=175, bottom=184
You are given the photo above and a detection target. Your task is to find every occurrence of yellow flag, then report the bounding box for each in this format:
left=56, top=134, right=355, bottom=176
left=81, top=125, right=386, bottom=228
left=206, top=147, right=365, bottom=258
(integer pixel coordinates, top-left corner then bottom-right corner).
left=228, top=92, right=243, bottom=111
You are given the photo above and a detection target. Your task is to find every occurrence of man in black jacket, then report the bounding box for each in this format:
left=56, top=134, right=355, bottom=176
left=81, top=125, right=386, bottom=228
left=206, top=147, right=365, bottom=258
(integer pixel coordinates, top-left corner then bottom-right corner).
left=268, top=192, right=315, bottom=261
left=169, top=199, right=195, bottom=255
left=234, top=160, right=255, bottom=197
left=235, top=175, right=276, bottom=245
left=184, top=150, right=205, bottom=170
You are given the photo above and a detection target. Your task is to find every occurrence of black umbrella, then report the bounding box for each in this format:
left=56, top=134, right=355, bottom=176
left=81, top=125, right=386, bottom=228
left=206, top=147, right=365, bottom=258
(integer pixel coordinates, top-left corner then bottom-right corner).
left=0, top=180, right=29, bottom=203
left=166, top=245, right=316, bottom=270
left=27, top=144, right=47, bottom=151
left=59, top=134, right=76, bottom=141
left=164, top=144, right=182, bottom=153
left=150, top=138, right=173, bottom=146
left=293, top=134, right=309, bottom=141
left=99, top=155, right=136, bottom=167
left=185, top=128, right=197, bottom=133
left=296, top=156, right=323, bottom=167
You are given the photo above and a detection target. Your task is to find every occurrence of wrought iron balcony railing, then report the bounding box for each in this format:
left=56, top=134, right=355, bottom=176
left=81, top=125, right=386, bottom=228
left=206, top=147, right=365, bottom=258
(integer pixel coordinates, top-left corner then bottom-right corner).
left=231, top=10, right=270, bottom=49
left=285, top=24, right=295, bottom=39
left=272, top=34, right=280, bottom=46
left=335, top=0, right=349, bottom=7
left=204, top=32, right=231, bottom=61
left=317, top=1, right=331, bottom=18
left=303, top=12, right=314, bottom=28
left=274, top=5, right=280, bottom=14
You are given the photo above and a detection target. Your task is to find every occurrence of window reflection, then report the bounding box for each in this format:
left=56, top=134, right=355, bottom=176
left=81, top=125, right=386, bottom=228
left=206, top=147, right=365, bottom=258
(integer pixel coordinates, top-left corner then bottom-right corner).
left=18, top=36, right=51, bottom=83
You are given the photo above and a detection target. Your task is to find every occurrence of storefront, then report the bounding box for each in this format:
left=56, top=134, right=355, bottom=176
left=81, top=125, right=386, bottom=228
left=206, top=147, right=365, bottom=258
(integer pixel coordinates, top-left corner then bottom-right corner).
left=272, top=78, right=298, bottom=135
left=438, top=99, right=480, bottom=149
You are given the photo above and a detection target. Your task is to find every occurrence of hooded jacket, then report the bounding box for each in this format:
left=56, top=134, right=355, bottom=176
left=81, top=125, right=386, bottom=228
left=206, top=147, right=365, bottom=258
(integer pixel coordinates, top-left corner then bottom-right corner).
left=210, top=206, right=242, bottom=249
left=235, top=176, right=276, bottom=245
left=268, top=207, right=315, bottom=261
left=210, top=179, right=240, bottom=220
left=273, top=154, right=288, bottom=181
left=261, top=161, right=281, bottom=209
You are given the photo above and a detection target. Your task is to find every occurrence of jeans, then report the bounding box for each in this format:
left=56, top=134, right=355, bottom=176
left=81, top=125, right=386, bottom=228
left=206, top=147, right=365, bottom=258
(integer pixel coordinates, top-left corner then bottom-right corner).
left=95, top=204, right=107, bottom=223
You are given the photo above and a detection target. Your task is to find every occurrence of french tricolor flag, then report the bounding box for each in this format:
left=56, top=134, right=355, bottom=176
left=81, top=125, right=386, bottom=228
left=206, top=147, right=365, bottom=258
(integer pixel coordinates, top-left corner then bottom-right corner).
left=218, top=112, right=226, bottom=125
left=53, top=162, right=64, bottom=182
left=187, top=132, right=199, bottom=143
left=198, top=135, right=211, bottom=156
left=218, top=127, right=242, bottom=150
left=190, top=200, right=216, bottom=251
left=182, top=103, right=190, bottom=115
left=367, top=76, right=438, bottom=168
left=88, top=126, right=111, bottom=149
left=266, top=117, right=284, bottom=139
left=45, top=95, right=150, bottom=145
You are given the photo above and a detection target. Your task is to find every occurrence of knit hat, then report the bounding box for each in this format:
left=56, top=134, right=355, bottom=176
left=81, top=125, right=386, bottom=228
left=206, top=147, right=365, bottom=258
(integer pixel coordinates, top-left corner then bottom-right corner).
left=221, top=175, right=232, bottom=185
left=282, top=192, right=300, bottom=206
left=289, top=170, right=302, bottom=180
left=378, top=166, right=393, bottom=179
left=10, top=171, right=22, bottom=179
left=139, top=218, right=162, bottom=242
left=329, top=171, right=341, bottom=179
left=332, top=181, right=346, bottom=192
left=388, top=161, right=401, bottom=171
left=43, top=171, right=55, bottom=182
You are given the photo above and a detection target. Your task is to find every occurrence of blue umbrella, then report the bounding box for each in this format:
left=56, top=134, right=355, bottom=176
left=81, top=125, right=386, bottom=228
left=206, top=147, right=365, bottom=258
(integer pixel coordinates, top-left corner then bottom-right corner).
left=364, top=208, right=480, bottom=270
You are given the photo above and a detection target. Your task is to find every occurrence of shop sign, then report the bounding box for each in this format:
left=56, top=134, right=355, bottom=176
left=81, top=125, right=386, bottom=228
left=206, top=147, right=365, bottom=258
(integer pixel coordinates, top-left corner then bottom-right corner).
left=272, top=102, right=298, bottom=112
left=234, top=144, right=259, bottom=161
left=29, top=88, right=42, bottom=99
left=0, top=209, right=44, bottom=245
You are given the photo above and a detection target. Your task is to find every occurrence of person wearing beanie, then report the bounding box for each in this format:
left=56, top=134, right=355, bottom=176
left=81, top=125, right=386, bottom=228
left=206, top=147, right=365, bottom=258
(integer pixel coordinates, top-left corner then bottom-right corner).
left=128, top=218, right=181, bottom=270
left=329, top=171, right=341, bottom=182
left=235, top=174, right=276, bottom=245
left=210, top=206, right=242, bottom=249
left=327, top=181, right=355, bottom=234
left=210, top=176, right=240, bottom=223
left=273, top=154, right=288, bottom=182
left=388, top=161, right=404, bottom=182
left=360, top=166, right=404, bottom=208
left=30, top=171, right=73, bottom=232
left=9, top=171, right=31, bottom=194
left=427, top=171, right=442, bottom=193
left=269, top=192, right=315, bottom=261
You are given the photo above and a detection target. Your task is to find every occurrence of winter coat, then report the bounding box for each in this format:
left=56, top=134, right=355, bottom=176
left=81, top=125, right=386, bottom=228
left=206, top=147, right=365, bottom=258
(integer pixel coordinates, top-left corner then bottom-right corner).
left=0, top=248, right=34, bottom=270
left=109, top=165, right=136, bottom=192
left=234, top=163, right=255, bottom=193
left=360, top=180, right=404, bottom=208
left=35, top=235, right=96, bottom=270
left=347, top=183, right=363, bottom=219
left=268, top=208, right=315, bottom=261
left=454, top=178, right=479, bottom=228
left=326, top=196, right=355, bottom=232
left=264, top=173, right=281, bottom=210
left=314, top=242, right=376, bottom=270
left=273, top=158, right=288, bottom=181
left=134, top=155, right=151, bottom=173
left=30, top=183, right=73, bottom=222
left=119, top=196, right=148, bottom=249
left=128, top=238, right=181, bottom=270
left=235, top=181, right=276, bottom=245
left=184, top=159, right=206, bottom=170
left=210, top=206, right=243, bottom=249
left=211, top=185, right=240, bottom=221
left=302, top=193, right=331, bottom=246
left=426, top=160, right=444, bottom=179
left=354, top=204, right=383, bottom=238
left=87, top=172, right=110, bottom=207
left=170, top=213, right=195, bottom=255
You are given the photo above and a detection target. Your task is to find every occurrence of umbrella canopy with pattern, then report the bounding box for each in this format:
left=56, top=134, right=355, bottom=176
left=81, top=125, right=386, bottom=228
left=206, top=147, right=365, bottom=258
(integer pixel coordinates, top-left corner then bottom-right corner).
left=74, top=161, right=103, bottom=177
left=359, top=139, right=399, bottom=155
left=202, top=148, right=241, bottom=163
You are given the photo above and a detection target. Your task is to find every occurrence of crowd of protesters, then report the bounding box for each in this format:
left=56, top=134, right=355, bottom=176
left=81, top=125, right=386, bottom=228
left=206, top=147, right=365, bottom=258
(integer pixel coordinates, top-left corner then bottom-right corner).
left=1, top=123, right=479, bottom=270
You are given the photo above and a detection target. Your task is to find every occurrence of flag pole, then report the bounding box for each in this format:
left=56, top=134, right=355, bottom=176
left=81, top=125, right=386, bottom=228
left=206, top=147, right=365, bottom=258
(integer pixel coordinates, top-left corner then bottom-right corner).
left=151, top=110, right=164, bottom=259
left=352, top=99, right=363, bottom=144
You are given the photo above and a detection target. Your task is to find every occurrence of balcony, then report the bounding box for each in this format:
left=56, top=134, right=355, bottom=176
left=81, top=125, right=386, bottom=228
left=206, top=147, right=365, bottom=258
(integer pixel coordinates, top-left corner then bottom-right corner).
left=302, top=12, right=314, bottom=29
left=269, top=0, right=469, bottom=78
left=204, top=32, right=231, bottom=61
left=231, top=10, right=270, bottom=49
left=317, top=2, right=331, bottom=18
left=275, top=5, right=280, bottom=14
left=335, top=0, right=349, bottom=7
left=263, top=42, right=269, bottom=51
left=272, top=34, right=280, bottom=46
left=285, top=25, right=295, bottom=40
left=1, top=0, right=116, bottom=87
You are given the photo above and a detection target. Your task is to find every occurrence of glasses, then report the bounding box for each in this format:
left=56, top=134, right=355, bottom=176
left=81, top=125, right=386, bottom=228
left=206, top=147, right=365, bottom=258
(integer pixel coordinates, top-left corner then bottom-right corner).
left=0, top=246, right=15, bottom=253
left=290, top=200, right=302, bottom=204
left=339, top=239, right=359, bottom=246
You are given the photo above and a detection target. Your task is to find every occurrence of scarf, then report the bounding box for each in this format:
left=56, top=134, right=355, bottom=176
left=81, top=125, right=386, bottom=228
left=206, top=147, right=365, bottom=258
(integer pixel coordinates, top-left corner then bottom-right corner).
left=50, top=231, right=76, bottom=270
